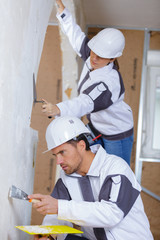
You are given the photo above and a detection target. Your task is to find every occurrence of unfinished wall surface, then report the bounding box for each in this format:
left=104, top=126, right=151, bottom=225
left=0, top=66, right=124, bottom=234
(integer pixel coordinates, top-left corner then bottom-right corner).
left=0, top=0, right=53, bottom=239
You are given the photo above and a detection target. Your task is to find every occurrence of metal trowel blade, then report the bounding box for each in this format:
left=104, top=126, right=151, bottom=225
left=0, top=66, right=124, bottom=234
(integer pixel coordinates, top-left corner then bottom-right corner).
left=33, top=73, right=44, bottom=105
left=9, top=185, right=29, bottom=200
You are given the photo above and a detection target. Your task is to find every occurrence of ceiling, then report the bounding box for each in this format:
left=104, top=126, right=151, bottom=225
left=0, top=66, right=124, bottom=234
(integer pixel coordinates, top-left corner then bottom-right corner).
left=81, top=0, right=160, bottom=29
left=50, top=0, right=160, bottom=30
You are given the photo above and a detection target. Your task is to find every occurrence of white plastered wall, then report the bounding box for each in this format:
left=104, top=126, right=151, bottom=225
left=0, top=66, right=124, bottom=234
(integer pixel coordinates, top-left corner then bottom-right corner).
left=0, top=0, right=53, bottom=239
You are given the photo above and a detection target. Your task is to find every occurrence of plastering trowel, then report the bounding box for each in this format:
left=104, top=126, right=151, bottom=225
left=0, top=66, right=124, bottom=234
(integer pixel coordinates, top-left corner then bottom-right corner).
left=16, top=225, right=83, bottom=236
left=9, top=185, right=40, bottom=203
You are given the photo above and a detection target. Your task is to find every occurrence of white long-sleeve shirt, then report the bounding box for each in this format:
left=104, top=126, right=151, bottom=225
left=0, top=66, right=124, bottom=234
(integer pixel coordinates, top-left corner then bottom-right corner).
left=56, top=9, right=134, bottom=139
left=43, top=145, right=153, bottom=240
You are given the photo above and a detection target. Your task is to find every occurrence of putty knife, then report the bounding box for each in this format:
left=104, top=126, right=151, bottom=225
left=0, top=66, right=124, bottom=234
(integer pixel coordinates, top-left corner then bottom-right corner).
left=33, top=73, right=52, bottom=118
left=9, top=185, right=40, bottom=203
left=33, top=73, right=44, bottom=105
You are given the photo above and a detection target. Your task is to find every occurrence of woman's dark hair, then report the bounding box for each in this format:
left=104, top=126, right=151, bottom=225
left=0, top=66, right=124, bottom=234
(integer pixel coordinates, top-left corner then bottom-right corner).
left=114, top=59, right=119, bottom=70
left=67, top=134, right=90, bottom=151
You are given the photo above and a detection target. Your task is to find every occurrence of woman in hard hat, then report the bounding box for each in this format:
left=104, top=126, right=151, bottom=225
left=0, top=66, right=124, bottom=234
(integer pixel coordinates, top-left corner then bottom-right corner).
left=42, top=0, right=134, bottom=165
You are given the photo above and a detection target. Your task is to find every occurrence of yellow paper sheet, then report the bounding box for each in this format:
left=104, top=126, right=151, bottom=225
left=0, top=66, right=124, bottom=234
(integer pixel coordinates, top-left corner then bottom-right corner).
left=15, top=225, right=83, bottom=235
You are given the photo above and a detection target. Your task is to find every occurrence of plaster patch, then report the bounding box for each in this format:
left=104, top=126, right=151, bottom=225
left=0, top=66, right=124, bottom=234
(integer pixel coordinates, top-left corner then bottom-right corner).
left=65, top=87, right=72, bottom=99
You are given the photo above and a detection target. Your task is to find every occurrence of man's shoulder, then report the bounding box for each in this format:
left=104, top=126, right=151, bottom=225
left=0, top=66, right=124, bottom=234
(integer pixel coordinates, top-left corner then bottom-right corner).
left=95, top=145, right=130, bottom=172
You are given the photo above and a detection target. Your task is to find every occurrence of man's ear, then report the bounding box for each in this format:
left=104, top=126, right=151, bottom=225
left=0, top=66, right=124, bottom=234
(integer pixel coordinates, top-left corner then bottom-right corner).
left=110, top=58, right=116, bottom=63
left=77, top=140, right=86, bottom=152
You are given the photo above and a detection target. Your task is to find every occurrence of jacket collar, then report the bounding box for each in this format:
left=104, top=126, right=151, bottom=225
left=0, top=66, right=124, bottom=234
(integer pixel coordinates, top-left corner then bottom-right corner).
left=70, top=145, right=107, bottom=178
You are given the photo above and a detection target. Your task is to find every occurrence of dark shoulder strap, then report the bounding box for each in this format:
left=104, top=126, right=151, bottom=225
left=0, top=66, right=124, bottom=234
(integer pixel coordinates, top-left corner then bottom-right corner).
left=51, top=178, right=71, bottom=200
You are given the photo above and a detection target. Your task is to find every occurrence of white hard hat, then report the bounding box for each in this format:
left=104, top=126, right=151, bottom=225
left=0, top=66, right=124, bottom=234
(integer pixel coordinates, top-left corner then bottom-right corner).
left=45, top=116, right=90, bottom=152
left=88, top=28, right=125, bottom=58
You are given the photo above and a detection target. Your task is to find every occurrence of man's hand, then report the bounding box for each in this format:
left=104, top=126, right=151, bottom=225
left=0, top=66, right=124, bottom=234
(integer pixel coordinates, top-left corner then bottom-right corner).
left=41, top=99, right=60, bottom=118
left=34, top=235, right=56, bottom=240
left=34, top=235, right=49, bottom=240
left=28, top=194, right=58, bottom=215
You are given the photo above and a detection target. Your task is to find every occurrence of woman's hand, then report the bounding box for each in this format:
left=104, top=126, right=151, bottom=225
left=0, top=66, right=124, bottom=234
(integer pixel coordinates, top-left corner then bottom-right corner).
left=56, top=0, right=65, bottom=14
left=41, top=99, right=60, bottom=118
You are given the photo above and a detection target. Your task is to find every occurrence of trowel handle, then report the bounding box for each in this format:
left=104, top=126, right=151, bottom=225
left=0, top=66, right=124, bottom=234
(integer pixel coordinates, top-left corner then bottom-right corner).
left=29, top=199, right=40, bottom=203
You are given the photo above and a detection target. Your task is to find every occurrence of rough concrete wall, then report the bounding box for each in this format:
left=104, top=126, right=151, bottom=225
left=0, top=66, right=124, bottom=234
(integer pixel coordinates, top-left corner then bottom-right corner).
left=0, top=0, right=53, bottom=239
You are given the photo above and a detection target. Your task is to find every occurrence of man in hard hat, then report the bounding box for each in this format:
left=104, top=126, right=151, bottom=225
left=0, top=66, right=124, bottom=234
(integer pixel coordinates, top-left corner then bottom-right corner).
left=29, top=116, right=153, bottom=240
left=41, top=0, right=134, bottom=166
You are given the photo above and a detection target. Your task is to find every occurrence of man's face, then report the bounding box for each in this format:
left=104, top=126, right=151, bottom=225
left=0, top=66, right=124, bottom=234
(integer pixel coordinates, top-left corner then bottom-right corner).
left=51, top=142, right=83, bottom=175
left=90, top=50, right=114, bottom=70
